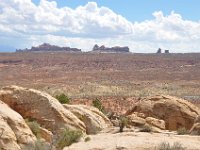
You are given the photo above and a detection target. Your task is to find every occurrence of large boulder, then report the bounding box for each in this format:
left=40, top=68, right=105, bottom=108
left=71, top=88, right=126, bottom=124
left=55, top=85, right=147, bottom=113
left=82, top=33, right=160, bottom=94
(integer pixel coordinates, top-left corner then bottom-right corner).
left=127, top=113, right=165, bottom=132
left=0, top=100, right=36, bottom=150
left=145, top=117, right=165, bottom=130
left=0, top=86, right=86, bottom=134
left=127, top=114, right=146, bottom=127
left=63, top=104, right=112, bottom=134
left=126, top=95, right=200, bottom=130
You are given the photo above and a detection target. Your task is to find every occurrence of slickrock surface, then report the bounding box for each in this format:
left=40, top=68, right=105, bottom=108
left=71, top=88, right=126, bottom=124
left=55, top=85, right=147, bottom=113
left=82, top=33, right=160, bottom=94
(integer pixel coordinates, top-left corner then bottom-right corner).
left=0, top=100, right=36, bottom=150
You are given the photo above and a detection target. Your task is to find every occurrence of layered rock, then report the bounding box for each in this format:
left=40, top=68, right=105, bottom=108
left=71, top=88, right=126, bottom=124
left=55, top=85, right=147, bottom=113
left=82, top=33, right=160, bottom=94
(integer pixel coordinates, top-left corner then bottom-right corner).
left=0, top=100, right=36, bottom=150
left=126, top=95, right=200, bottom=130
left=16, top=43, right=81, bottom=52
left=0, top=86, right=86, bottom=134
left=92, top=44, right=129, bottom=53
left=63, top=104, right=112, bottom=134
left=127, top=113, right=165, bottom=132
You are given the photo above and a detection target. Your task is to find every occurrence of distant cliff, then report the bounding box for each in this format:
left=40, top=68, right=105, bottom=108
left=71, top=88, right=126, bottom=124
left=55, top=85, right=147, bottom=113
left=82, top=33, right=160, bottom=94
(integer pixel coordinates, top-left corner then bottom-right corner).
left=92, top=44, right=130, bottom=53
left=16, top=43, right=81, bottom=52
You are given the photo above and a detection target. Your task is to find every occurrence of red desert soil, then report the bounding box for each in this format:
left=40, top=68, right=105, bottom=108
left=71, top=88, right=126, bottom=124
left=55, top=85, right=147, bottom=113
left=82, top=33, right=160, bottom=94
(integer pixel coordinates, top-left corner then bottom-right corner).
left=0, top=52, right=200, bottom=111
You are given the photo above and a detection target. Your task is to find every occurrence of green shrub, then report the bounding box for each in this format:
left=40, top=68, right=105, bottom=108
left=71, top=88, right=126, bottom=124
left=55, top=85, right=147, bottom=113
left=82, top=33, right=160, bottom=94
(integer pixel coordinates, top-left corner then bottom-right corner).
left=92, top=98, right=105, bottom=113
left=140, top=124, right=152, bottom=132
left=57, top=128, right=82, bottom=149
left=34, top=139, right=49, bottom=150
left=177, top=127, right=188, bottom=135
left=119, top=116, right=128, bottom=132
left=55, top=93, right=70, bottom=104
left=84, top=137, right=91, bottom=142
left=156, top=142, right=186, bottom=150
left=26, top=120, right=41, bottom=138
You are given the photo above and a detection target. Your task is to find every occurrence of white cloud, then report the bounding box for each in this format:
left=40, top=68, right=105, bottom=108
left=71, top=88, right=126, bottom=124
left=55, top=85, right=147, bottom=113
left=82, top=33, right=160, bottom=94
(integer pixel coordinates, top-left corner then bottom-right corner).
left=0, top=0, right=200, bottom=52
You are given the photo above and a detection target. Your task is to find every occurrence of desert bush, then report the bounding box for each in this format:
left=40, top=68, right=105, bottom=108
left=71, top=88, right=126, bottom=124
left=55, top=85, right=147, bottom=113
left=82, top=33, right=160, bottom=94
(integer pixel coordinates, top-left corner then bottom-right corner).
left=34, top=139, right=49, bottom=150
left=55, top=93, right=70, bottom=104
left=84, top=136, right=91, bottom=142
left=177, top=127, right=188, bottom=135
left=57, top=128, right=82, bottom=149
left=92, top=98, right=105, bottom=113
left=119, top=116, right=128, bottom=132
left=26, top=120, right=41, bottom=138
left=139, top=124, right=152, bottom=132
left=156, top=141, right=186, bottom=150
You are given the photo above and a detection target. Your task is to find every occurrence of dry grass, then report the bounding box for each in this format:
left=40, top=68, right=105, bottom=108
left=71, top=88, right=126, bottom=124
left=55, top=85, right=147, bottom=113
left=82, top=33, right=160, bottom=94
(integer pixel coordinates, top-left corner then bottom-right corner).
left=1, top=52, right=200, bottom=105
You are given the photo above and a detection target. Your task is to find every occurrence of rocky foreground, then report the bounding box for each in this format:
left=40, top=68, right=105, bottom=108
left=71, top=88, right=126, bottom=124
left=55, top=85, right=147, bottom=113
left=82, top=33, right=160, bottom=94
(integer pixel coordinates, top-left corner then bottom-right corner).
left=0, top=86, right=200, bottom=150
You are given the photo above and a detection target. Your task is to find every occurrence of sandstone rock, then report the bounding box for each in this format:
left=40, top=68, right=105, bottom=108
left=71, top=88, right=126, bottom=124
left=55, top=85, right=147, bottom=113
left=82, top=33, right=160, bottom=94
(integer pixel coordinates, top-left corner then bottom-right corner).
left=127, top=114, right=146, bottom=126
left=39, top=127, right=53, bottom=143
left=0, top=86, right=86, bottom=134
left=194, top=115, right=200, bottom=123
left=126, top=95, right=200, bottom=130
left=145, top=117, right=165, bottom=130
left=0, top=100, right=36, bottom=150
left=189, top=123, right=200, bottom=135
left=63, top=104, right=112, bottom=134
left=16, top=43, right=81, bottom=52
left=111, top=119, right=120, bottom=127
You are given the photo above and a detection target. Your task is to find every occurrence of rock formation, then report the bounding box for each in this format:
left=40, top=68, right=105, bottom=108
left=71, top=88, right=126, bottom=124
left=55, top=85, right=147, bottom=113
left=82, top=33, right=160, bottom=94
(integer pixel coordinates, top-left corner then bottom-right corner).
left=0, top=85, right=113, bottom=149
left=126, top=95, right=200, bottom=131
left=0, top=100, right=36, bottom=150
left=156, top=48, right=162, bottom=54
left=16, top=43, right=81, bottom=52
left=63, top=104, right=112, bottom=134
left=165, top=50, right=170, bottom=53
left=190, top=115, right=200, bottom=135
left=127, top=113, right=165, bottom=132
left=0, top=85, right=86, bottom=134
left=92, top=44, right=130, bottom=53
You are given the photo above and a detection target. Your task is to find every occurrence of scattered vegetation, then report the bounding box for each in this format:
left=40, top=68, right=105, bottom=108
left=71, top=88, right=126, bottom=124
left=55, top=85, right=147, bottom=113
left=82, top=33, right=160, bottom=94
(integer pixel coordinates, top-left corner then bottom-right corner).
left=156, top=142, right=186, bottom=150
left=92, top=98, right=105, bottom=113
left=84, top=136, right=91, bottom=142
left=119, top=116, right=128, bottom=132
left=57, top=128, right=83, bottom=149
left=55, top=93, right=70, bottom=104
left=34, top=139, right=49, bottom=150
left=139, top=124, right=152, bottom=132
left=177, top=127, right=188, bottom=135
left=26, top=120, right=41, bottom=138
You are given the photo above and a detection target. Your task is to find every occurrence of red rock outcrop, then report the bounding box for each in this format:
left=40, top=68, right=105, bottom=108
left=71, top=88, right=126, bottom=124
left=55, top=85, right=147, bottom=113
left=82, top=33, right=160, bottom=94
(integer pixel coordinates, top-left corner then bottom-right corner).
left=126, top=95, right=200, bottom=130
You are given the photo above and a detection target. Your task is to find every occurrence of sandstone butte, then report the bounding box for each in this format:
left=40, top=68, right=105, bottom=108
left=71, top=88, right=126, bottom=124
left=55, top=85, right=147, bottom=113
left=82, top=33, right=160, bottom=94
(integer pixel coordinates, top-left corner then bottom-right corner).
left=0, top=86, right=200, bottom=149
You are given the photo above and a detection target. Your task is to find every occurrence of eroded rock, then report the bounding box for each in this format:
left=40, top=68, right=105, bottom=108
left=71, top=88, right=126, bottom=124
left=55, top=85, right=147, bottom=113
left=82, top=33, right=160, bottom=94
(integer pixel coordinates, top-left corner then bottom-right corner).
left=0, top=100, right=36, bottom=149
left=0, top=86, right=86, bottom=134
left=126, top=95, right=200, bottom=130
left=63, top=104, right=112, bottom=134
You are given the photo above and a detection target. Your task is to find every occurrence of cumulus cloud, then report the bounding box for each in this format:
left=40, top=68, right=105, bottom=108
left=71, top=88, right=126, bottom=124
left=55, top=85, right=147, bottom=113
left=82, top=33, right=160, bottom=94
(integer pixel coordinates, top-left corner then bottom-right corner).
left=0, top=0, right=200, bottom=52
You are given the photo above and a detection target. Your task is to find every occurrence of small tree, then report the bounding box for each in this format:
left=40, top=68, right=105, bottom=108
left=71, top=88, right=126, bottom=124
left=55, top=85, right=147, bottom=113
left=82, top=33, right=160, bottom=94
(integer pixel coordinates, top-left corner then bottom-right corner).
left=119, top=116, right=128, bottom=132
left=92, top=98, right=105, bottom=113
left=55, top=93, right=70, bottom=104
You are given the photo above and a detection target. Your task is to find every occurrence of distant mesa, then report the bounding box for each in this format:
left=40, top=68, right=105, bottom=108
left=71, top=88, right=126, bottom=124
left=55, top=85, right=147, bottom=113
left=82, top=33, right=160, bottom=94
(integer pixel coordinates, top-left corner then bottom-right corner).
left=16, top=43, right=81, bottom=52
left=156, top=48, right=170, bottom=54
left=92, top=44, right=130, bottom=53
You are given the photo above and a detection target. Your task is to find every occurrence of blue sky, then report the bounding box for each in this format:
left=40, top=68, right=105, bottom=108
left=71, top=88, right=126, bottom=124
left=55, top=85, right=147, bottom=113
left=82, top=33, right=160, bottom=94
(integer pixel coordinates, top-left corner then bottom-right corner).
left=0, top=0, right=200, bottom=52
left=32, top=0, right=200, bottom=22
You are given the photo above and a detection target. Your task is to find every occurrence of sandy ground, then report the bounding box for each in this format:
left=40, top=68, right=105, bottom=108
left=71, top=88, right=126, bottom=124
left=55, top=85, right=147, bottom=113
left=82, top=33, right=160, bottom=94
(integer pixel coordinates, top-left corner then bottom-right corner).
left=64, top=131, right=200, bottom=150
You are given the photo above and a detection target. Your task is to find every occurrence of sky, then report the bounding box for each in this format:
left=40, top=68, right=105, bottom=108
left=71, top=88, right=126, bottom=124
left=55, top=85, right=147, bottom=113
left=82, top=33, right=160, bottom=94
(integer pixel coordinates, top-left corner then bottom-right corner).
left=0, top=0, right=200, bottom=52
